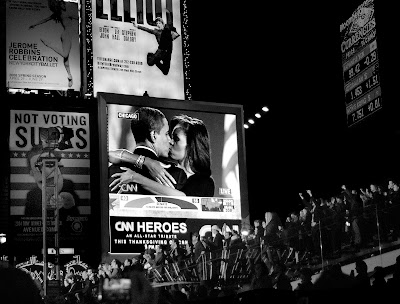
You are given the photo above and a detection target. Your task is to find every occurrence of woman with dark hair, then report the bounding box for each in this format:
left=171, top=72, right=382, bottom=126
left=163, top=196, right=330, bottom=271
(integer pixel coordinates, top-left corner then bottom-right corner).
left=110, top=114, right=215, bottom=197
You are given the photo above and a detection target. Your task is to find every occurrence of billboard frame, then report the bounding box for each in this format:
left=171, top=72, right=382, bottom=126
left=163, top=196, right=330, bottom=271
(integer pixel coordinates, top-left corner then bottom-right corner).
left=97, top=92, right=249, bottom=260
left=4, top=94, right=102, bottom=266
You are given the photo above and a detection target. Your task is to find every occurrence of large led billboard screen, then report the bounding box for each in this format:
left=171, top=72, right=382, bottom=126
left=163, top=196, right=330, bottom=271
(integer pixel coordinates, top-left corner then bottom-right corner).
left=98, top=93, right=249, bottom=255
left=91, top=0, right=185, bottom=99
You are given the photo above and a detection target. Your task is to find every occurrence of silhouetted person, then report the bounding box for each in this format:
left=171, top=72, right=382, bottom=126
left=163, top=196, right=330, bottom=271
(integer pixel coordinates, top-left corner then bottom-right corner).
left=0, top=266, right=43, bottom=304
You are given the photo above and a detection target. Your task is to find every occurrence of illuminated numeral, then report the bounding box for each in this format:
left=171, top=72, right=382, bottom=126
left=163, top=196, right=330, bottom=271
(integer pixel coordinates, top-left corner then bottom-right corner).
left=368, top=102, right=374, bottom=112
left=355, top=63, right=360, bottom=74
left=375, top=98, right=380, bottom=108
left=355, top=86, right=362, bottom=97
left=371, top=51, right=376, bottom=62
left=373, top=75, right=378, bottom=85
left=357, top=108, right=364, bottom=119
left=348, top=68, right=354, bottom=79
left=364, top=56, right=370, bottom=66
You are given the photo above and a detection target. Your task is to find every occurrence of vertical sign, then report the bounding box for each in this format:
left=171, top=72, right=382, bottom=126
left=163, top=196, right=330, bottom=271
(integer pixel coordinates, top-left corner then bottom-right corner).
left=91, top=0, right=185, bottom=99
left=6, top=0, right=81, bottom=91
left=340, top=0, right=382, bottom=127
left=9, top=110, right=91, bottom=252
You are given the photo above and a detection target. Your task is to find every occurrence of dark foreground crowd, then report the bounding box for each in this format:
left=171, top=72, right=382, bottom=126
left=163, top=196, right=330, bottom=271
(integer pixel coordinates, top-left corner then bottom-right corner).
left=1, top=253, right=400, bottom=304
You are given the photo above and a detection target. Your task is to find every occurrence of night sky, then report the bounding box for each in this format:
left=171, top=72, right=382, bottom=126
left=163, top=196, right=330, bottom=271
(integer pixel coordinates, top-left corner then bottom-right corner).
left=186, top=1, right=400, bottom=221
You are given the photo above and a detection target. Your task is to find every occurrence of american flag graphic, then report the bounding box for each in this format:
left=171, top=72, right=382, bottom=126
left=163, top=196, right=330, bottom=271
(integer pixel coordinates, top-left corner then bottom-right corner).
left=9, top=110, right=91, bottom=215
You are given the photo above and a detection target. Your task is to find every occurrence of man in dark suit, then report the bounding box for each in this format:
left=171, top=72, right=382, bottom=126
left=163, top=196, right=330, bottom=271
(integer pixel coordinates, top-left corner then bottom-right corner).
left=109, top=107, right=186, bottom=194
left=192, top=232, right=207, bottom=283
left=205, top=225, right=224, bottom=282
left=207, top=225, right=224, bottom=250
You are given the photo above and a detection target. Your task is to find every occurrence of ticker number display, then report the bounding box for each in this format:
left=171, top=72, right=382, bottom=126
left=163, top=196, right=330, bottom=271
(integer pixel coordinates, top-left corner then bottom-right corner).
left=340, top=0, right=382, bottom=127
left=346, top=69, right=380, bottom=104
left=349, top=96, right=382, bottom=125
left=343, top=50, right=377, bottom=83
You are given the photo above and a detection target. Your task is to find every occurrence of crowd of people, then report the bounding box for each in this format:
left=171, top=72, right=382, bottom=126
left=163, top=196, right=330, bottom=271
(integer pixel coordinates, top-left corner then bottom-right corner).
left=2, top=237, right=400, bottom=304
left=3, top=177, right=400, bottom=303
left=259, top=179, right=400, bottom=265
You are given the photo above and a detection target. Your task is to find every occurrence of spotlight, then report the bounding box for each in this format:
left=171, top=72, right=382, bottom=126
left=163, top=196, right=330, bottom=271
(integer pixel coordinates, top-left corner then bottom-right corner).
left=244, top=124, right=249, bottom=129
left=255, top=113, right=261, bottom=118
left=248, top=119, right=255, bottom=124
left=262, top=106, right=269, bottom=112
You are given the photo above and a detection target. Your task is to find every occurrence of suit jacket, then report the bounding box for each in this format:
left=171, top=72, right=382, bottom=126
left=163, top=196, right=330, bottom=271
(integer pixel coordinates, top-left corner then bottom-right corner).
left=207, top=232, right=224, bottom=251
left=108, top=146, right=186, bottom=194
left=193, top=241, right=206, bottom=261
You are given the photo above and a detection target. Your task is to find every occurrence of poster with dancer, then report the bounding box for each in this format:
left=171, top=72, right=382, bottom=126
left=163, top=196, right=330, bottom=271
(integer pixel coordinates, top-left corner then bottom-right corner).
left=6, top=0, right=81, bottom=91
left=91, top=0, right=185, bottom=99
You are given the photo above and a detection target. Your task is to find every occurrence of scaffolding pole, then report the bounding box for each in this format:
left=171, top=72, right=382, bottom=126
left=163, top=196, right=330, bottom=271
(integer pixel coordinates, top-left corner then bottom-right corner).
left=41, top=157, right=60, bottom=297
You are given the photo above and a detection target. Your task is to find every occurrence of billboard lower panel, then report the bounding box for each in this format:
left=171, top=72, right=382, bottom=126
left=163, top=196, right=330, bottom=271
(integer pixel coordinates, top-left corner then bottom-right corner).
left=110, top=216, right=240, bottom=254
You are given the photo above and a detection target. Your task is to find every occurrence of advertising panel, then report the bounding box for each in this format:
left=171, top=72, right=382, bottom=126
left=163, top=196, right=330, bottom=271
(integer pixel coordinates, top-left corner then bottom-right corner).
left=110, top=217, right=240, bottom=254
left=98, top=93, right=248, bottom=254
left=91, top=0, right=184, bottom=99
left=6, top=0, right=81, bottom=91
left=340, top=0, right=382, bottom=126
left=9, top=109, right=90, bottom=249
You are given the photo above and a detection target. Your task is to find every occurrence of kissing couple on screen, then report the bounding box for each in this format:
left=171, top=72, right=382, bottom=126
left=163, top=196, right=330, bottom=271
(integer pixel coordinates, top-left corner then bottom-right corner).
left=108, top=107, right=215, bottom=197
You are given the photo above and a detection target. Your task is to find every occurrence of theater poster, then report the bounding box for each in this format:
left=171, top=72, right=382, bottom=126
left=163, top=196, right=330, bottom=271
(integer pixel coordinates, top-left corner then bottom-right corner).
left=9, top=109, right=90, bottom=251
left=6, top=0, right=81, bottom=91
left=91, top=0, right=185, bottom=99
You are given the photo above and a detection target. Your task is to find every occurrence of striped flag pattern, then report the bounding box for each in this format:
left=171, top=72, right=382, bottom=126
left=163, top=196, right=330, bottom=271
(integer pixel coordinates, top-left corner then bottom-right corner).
left=9, top=151, right=91, bottom=215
